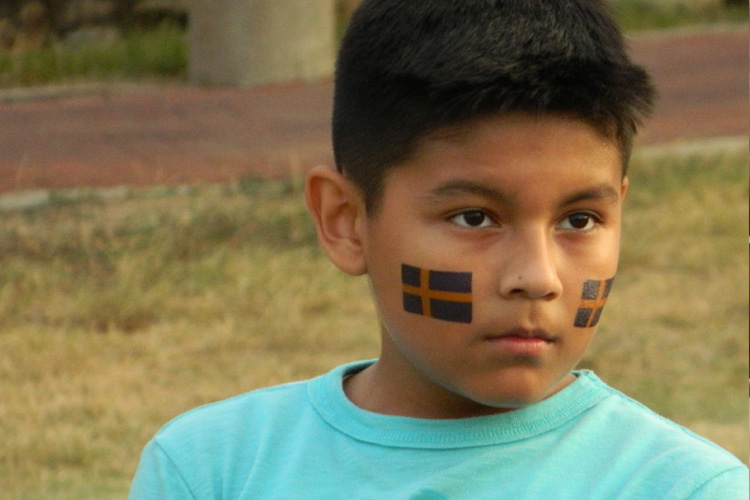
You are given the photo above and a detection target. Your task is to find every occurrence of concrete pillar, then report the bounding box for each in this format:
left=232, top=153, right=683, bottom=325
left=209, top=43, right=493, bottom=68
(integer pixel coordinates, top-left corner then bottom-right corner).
left=187, top=0, right=336, bottom=87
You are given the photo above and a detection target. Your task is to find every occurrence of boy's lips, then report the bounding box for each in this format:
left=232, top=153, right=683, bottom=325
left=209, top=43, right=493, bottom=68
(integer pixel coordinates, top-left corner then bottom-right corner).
left=485, top=328, right=557, bottom=342
left=482, top=328, right=557, bottom=356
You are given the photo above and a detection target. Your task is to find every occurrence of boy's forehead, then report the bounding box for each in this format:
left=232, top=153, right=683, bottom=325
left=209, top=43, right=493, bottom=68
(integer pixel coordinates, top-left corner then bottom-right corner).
left=424, top=178, right=622, bottom=208
left=376, top=113, right=624, bottom=202
left=411, top=113, right=622, bottom=169
left=421, top=113, right=616, bottom=147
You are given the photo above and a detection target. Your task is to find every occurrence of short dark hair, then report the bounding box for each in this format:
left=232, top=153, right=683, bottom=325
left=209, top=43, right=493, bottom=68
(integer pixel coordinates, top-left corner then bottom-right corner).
left=333, top=0, right=655, bottom=212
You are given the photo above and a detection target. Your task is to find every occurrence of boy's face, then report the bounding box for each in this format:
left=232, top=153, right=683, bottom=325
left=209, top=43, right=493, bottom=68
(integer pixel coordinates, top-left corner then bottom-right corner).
left=358, top=113, right=626, bottom=417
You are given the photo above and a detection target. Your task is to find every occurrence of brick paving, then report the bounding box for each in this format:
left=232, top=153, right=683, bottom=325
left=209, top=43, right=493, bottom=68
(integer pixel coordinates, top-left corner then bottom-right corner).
left=0, top=27, right=746, bottom=194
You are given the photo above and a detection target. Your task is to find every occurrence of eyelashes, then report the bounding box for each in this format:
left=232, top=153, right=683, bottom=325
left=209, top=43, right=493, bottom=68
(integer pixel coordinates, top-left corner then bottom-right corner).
left=558, top=212, right=601, bottom=231
left=449, top=210, right=493, bottom=228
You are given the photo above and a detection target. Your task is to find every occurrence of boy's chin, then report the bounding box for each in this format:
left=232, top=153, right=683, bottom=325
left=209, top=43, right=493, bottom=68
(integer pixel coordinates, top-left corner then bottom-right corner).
left=460, top=371, right=577, bottom=414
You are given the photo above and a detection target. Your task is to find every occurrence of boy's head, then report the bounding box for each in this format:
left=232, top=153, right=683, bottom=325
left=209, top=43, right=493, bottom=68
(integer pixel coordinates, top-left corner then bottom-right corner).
left=333, top=0, right=654, bottom=213
left=306, top=0, right=654, bottom=418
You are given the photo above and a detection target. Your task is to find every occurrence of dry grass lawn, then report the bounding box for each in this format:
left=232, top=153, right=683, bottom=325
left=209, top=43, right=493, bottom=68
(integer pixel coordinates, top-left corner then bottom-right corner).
left=0, top=146, right=747, bottom=499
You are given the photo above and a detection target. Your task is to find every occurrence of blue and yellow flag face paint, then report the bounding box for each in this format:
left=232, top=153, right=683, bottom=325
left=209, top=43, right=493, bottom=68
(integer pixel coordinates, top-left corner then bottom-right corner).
left=574, top=278, right=614, bottom=328
left=401, top=264, right=472, bottom=324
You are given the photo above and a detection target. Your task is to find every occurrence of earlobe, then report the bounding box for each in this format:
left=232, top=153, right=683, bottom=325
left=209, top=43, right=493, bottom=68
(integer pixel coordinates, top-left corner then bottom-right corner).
left=304, top=165, right=368, bottom=276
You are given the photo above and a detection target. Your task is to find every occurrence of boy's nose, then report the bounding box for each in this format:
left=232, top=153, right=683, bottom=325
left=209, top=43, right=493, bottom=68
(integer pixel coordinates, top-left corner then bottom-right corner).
left=498, top=229, right=563, bottom=300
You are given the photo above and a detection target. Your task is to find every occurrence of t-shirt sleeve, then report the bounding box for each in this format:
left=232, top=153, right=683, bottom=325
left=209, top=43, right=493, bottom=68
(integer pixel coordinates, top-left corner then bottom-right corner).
left=686, top=465, right=749, bottom=500
left=128, top=439, right=196, bottom=500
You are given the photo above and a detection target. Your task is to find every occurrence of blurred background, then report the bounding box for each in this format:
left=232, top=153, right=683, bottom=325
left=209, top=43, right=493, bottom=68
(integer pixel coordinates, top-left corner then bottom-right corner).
left=0, top=0, right=746, bottom=87
left=0, top=1, right=747, bottom=498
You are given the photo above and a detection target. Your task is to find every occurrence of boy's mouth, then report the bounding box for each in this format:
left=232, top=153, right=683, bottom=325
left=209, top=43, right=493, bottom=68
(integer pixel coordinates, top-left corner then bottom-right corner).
left=485, top=328, right=556, bottom=342
left=482, top=329, right=557, bottom=356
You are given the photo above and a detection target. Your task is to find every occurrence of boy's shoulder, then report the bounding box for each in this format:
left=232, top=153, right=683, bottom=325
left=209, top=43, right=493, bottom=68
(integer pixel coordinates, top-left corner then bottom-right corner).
left=590, top=373, right=737, bottom=453
left=149, top=361, right=371, bottom=455
left=145, top=376, right=321, bottom=473
left=155, top=377, right=311, bottom=443
left=577, top=372, right=747, bottom=489
left=129, top=375, right=329, bottom=500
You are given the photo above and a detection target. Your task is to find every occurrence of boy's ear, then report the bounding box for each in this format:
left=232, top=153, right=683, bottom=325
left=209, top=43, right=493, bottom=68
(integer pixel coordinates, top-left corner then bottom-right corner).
left=621, top=176, right=629, bottom=201
left=305, top=165, right=368, bottom=276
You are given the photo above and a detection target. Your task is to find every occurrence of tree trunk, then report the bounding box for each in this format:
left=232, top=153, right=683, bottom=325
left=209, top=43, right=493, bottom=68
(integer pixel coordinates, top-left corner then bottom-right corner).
left=187, top=0, right=335, bottom=87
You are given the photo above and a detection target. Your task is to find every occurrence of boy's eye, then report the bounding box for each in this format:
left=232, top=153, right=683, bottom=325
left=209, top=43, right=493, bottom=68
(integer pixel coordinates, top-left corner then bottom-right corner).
left=558, top=213, right=598, bottom=231
left=449, top=210, right=494, bottom=228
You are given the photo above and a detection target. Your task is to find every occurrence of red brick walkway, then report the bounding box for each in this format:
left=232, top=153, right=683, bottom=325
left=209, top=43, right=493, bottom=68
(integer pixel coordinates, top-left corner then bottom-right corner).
left=0, top=27, right=746, bottom=194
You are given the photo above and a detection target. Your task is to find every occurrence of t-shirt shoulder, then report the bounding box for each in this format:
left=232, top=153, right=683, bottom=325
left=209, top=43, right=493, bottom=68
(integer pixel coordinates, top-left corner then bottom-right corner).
left=132, top=378, right=320, bottom=500
left=153, top=378, right=310, bottom=446
left=593, top=379, right=746, bottom=476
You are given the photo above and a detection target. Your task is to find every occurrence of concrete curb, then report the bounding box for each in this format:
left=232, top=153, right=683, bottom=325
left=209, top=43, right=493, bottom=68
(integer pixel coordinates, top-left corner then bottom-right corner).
left=0, top=135, right=745, bottom=213
left=0, top=80, right=187, bottom=103
left=633, top=135, right=748, bottom=159
left=0, top=185, right=132, bottom=212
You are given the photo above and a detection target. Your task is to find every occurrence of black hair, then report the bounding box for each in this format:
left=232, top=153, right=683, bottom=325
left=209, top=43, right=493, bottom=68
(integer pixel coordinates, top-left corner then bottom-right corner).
left=332, top=0, right=655, bottom=213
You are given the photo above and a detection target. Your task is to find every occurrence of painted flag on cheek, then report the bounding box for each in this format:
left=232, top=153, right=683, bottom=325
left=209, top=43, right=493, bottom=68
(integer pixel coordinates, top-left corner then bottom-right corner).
left=401, top=264, right=472, bottom=324
left=574, top=278, right=615, bottom=328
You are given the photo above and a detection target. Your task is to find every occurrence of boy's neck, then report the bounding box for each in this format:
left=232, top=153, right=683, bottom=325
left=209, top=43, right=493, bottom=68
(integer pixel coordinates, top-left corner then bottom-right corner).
left=343, top=359, right=549, bottom=420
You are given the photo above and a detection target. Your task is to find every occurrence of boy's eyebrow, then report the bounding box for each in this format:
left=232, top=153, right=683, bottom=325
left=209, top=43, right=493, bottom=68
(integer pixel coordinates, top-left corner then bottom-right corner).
left=559, top=184, right=621, bottom=206
left=426, top=180, right=621, bottom=206
left=426, top=180, right=509, bottom=203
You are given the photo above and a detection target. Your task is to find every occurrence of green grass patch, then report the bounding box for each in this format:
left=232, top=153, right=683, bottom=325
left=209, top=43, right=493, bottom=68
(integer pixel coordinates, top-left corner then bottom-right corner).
left=0, top=21, right=186, bottom=88
left=1, top=149, right=747, bottom=499
left=612, top=0, right=748, bottom=31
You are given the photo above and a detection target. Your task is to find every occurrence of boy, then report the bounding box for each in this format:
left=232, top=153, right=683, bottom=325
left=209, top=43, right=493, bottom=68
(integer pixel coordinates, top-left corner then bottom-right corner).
left=129, top=0, right=749, bottom=498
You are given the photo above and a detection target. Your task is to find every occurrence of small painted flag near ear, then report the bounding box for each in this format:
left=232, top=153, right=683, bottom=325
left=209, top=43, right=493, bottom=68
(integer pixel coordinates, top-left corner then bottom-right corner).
left=574, top=278, right=615, bottom=328
left=402, top=264, right=472, bottom=324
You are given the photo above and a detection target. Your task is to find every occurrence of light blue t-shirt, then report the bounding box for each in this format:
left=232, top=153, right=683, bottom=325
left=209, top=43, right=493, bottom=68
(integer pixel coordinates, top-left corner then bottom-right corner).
left=129, top=361, right=748, bottom=499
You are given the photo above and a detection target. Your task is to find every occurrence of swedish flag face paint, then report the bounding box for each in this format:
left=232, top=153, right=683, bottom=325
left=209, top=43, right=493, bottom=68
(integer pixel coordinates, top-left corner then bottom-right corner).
left=574, top=278, right=614, bottom=328
left=401, top=264, right=472, bottom=324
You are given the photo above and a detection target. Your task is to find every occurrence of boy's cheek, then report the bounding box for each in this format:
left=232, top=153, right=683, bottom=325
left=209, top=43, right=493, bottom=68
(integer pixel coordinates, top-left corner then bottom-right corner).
left=401, top=263, right=474, bottom=324
left=573, top=277, right=615, bottom=328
